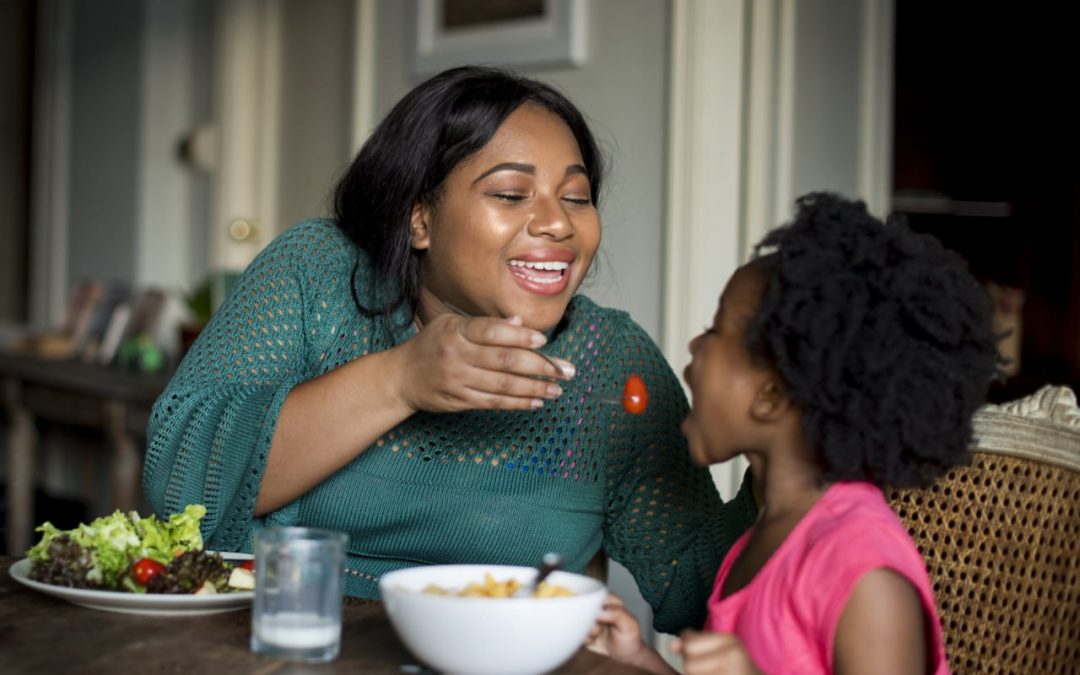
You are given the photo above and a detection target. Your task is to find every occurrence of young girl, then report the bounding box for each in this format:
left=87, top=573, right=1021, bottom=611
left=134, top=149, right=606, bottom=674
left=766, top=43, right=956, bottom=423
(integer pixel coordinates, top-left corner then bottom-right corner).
left=590, top=192, right=999, bottom=674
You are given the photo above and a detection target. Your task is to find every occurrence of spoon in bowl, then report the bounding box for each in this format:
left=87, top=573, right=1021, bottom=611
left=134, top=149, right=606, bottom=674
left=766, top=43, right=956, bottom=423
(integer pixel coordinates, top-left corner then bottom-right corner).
left=513, top=552, right=563, bottom=598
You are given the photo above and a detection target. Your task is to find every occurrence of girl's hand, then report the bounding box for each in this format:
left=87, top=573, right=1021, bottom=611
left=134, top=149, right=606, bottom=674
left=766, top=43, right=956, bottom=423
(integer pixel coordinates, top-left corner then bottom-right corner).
left=585, top=594, right=649, bottom=663
left=396, top=313, right=574, bottom=413
left=671, top=630, right=763, bottom=675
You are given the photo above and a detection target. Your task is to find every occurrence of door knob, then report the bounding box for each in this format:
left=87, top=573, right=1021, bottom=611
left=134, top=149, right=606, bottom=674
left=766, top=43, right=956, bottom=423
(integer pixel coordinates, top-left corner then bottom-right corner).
left=228, top=219, right=259, bottom=242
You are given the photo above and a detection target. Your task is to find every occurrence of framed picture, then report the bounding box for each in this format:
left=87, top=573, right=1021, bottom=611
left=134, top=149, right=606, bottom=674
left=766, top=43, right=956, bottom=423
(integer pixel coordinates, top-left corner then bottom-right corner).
left=413, top=0, right=587, bottom=77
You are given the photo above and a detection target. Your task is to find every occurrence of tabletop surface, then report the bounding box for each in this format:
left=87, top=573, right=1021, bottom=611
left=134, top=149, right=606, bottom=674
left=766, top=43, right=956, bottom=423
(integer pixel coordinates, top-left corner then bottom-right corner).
left=0, top=557, right=648, bottom=675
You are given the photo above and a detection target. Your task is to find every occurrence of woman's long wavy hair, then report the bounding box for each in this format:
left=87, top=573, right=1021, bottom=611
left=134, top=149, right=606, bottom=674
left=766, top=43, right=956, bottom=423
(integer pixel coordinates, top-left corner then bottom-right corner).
left=332, top=65, right=605, bottom=320
left=746, top=192, right=1001, bottom=488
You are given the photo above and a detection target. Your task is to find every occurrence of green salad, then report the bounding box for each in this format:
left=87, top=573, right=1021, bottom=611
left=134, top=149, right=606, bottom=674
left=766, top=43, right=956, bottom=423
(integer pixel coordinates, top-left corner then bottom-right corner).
left=25, top=505, right=253, bottom=594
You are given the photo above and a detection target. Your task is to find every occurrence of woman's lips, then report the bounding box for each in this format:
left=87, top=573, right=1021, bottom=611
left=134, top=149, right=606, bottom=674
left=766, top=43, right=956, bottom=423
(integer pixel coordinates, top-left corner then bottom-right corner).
left=506, top=259, right=572, bottom=296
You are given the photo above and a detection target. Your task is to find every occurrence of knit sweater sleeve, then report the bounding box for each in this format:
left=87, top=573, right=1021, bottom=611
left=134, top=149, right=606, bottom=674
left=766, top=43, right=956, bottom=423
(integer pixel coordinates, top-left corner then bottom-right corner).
left=602, top=316, right=758, bottom=634
left=142, top=220, right=337, bottom=550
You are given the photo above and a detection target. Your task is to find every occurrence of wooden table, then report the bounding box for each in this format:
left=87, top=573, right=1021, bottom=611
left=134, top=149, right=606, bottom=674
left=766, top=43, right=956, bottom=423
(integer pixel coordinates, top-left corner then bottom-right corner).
left=0, top=557, right=647, bottom=674
left=0, top=352, right=171, bottom=555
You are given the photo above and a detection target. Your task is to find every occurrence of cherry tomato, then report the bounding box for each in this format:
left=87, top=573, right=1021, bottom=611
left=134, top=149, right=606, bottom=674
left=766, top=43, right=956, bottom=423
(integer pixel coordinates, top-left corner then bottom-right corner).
left=622, top=374, right=648, bottom=415
left=132, top=557, right=167, bottom=586
left=239, top=560, right=255, bottom=571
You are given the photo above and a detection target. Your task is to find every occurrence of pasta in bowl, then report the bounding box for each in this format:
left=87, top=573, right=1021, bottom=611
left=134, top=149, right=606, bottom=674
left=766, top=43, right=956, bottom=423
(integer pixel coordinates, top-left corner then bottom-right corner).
left=379, top=564, right=607, bottom=675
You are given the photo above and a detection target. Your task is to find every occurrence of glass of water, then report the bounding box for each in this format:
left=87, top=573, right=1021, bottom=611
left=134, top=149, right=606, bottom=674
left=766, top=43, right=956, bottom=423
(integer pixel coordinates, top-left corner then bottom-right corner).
left=251, top=527, right=348, bottom=663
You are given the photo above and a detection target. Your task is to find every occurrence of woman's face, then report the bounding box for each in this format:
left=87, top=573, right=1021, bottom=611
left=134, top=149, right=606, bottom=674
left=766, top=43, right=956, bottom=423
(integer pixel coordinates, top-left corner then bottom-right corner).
left=412, top=103, right=601, bottom=331
left=681, top=265, right=774, bottom=466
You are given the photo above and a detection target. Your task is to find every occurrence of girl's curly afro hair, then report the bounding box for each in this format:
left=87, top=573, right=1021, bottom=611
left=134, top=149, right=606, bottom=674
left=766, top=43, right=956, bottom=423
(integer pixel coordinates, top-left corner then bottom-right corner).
left=746, top=192, right=1001, bottom=488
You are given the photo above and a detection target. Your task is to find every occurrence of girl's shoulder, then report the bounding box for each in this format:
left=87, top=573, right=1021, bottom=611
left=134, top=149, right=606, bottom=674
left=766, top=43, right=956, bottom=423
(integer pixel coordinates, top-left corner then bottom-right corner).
left=805, top=483, right=907, bottom=543
left=794, top=483, right=926, bottom=579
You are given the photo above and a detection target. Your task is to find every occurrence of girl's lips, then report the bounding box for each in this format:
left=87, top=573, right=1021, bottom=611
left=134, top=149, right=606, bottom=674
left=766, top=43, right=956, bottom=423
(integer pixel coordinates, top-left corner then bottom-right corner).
left=506, top=260, right=572, bottom=296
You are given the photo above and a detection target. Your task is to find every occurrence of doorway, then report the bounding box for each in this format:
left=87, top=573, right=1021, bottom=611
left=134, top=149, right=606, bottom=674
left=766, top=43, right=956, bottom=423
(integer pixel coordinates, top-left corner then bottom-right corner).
left=0, top=0, right=33, bottom=324
left=892, top=2, right=1080, bottom=400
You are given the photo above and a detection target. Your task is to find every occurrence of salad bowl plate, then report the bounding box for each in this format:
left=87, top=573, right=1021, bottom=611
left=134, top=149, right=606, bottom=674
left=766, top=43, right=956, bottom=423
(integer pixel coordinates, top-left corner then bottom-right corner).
left=8, top=552, right=254, bottom=617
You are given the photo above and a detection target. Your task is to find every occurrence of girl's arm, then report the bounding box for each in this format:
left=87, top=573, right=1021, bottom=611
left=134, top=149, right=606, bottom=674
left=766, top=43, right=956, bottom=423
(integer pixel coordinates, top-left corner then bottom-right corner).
left=672, top=631, right=763, bottom=675
left=833, top=568, right=929, bottom=674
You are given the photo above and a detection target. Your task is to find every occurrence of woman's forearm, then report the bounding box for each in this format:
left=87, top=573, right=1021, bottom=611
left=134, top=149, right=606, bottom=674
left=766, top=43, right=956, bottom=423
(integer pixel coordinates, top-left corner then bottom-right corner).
left=254, top=344, right=414, bottom=515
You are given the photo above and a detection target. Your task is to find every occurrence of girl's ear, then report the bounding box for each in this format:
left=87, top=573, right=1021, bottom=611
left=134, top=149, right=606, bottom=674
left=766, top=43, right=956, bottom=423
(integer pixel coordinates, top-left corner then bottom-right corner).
left=750, top=378, right=790, bottom=423
left=410, top=203, right=431, bottom=250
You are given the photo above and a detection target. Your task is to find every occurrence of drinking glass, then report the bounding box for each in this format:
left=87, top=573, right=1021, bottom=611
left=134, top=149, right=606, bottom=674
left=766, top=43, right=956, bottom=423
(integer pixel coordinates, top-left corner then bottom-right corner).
left=250, top=527, right=348, bottom=663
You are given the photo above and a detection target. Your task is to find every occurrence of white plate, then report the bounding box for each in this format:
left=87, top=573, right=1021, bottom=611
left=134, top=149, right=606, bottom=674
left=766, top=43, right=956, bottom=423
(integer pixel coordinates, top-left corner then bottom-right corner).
left=8, top=552, right=254, bottom=617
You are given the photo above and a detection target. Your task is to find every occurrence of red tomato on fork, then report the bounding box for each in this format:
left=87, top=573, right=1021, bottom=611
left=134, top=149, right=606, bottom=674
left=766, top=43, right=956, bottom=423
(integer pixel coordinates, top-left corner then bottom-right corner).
left=131, top=558, right=166, bottom=586
left=622, top=374, right=648, bottom=415
left=239, top=560, right=255, bottom=571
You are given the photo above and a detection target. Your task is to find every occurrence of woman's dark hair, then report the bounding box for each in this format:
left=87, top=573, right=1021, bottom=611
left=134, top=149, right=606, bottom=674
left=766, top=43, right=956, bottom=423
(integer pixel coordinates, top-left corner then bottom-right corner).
left=746, top=192, right=1001, bottom=488
left=333, top=65, right=605, bottom=319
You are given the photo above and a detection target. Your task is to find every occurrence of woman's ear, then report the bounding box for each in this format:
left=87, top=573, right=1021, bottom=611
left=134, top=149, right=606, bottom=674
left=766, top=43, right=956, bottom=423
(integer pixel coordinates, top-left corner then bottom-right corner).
left=410, top=203, right=431, bottom=250
left=750, top=379, right=789, bottom=423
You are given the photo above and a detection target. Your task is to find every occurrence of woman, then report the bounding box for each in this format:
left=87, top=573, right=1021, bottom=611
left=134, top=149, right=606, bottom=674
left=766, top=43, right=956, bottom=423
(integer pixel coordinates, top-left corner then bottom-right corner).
left=143, top=66, right=756, bottom=632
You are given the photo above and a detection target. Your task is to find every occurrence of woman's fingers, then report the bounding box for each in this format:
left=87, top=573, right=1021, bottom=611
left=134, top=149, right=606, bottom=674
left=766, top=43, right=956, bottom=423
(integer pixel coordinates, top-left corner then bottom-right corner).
left=399, top=313, right=576, bottom=412
left=460, top=316, right=575, bottom=380
left=467, top=345, right=574, bottom=382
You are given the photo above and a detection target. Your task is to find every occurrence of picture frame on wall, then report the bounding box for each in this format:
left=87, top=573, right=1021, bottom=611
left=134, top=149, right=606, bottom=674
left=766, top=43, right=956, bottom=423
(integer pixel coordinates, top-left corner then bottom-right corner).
left=413, top=0, right=587, bottom=77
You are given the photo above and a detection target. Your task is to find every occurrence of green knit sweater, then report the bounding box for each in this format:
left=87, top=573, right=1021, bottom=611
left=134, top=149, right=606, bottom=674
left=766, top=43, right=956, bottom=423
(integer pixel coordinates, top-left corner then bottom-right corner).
left=143, top=219, right=756, bottom=632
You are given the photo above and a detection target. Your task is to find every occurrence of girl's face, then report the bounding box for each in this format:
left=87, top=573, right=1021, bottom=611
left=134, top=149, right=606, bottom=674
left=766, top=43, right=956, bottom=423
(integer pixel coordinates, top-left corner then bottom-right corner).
left=412, top=103, right=601, bottom=331
left=681, top=264, right=775, bottom=466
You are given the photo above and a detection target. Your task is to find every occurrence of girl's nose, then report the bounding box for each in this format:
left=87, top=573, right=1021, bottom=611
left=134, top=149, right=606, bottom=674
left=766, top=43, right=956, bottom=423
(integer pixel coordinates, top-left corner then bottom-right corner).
left=682, top=334, right=704, bottom=385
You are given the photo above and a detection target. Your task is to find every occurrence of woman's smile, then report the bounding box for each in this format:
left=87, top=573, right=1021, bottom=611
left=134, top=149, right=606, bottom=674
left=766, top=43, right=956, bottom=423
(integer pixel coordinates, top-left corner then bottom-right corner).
left=506, top=249, right=575, bottom=295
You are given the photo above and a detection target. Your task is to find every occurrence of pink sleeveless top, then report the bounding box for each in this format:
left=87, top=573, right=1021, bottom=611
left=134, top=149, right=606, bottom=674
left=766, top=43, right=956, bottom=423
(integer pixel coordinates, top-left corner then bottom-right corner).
left=704, top=482, right=949, bottom=674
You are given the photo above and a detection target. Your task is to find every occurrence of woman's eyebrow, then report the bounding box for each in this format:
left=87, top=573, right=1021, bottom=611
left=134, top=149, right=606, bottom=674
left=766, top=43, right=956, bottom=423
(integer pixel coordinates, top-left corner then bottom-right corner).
left=472, top=163, right=590, bottom=184
left=473, top=162, right=534, bottom=183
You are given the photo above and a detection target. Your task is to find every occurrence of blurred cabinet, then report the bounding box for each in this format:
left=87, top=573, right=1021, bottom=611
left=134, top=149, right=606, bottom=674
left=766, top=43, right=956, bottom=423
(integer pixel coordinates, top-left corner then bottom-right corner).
left=0, top=352, right=170, bottom=555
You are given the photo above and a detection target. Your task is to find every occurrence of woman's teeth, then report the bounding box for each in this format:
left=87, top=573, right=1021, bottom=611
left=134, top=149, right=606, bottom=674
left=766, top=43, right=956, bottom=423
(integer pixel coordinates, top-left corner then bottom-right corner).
left=509, top=260, right=569, bottom=271
left=508, top=259, right=569, bottom=286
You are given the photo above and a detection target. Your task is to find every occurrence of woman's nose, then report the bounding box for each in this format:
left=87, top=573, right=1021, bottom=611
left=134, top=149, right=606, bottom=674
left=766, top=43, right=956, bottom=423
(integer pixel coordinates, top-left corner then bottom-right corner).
left=526, top=196, right=574, bottom=240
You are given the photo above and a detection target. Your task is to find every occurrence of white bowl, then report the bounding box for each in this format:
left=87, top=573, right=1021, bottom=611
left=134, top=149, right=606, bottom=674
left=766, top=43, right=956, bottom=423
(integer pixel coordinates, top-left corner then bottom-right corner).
left=379, top=564, right=607, bottom=675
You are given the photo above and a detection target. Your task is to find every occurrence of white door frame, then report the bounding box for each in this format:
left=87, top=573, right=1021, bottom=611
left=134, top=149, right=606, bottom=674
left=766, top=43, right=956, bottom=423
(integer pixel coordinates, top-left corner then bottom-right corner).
left=210, top=0, right=283, bottom=272
left=29, top=0, right=73, bottom=328
left=663, top=0, right=894, bottom=501
left=351, top=0, right=377, bottom=154
left=663, top=0, right=751, bottom=502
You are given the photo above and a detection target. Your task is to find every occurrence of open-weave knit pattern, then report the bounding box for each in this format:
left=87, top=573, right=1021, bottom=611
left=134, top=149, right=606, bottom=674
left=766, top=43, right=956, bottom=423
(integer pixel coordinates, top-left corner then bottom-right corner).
left=143, top=219, right=757, bottom=632
left=889, top=451, right=1080, bottom=674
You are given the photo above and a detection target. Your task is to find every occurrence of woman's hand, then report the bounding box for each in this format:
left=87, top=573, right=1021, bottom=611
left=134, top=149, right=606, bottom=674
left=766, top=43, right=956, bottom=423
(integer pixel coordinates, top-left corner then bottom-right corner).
left=395, top=313, right=575, bottom=413
left=671, top=630, right=762, bottom=675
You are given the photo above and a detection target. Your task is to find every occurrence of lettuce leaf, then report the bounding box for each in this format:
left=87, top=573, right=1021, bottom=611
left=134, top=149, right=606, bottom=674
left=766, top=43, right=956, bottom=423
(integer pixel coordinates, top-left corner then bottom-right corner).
left=26, top=505, right=209, bottom=591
